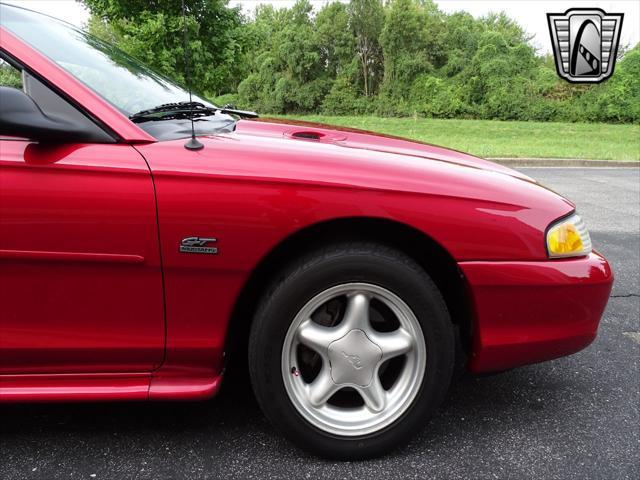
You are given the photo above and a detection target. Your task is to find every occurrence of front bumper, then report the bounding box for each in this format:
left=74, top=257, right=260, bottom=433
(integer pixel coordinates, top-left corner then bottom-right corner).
left=459, top=252, right=613, bottom=373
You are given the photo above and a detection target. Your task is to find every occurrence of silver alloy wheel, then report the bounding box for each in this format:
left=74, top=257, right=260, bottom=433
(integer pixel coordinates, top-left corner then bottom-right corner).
left=281, top=283, right=427, bottom=436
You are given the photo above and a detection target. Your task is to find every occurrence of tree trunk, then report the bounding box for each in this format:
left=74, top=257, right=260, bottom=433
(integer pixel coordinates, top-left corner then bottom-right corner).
left=361, top=37, right=369, bottom=97
left=362, top=54, right=369, bottom=97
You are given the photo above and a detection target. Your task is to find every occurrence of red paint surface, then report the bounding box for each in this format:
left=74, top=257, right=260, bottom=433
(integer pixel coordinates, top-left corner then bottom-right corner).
left=0, top=28, right=613, bottom=402
left=461, top=252, right=613, bottom=372
left=0, top=373, right=151, bottom=402
left=0, top=141, right=165, bottom=375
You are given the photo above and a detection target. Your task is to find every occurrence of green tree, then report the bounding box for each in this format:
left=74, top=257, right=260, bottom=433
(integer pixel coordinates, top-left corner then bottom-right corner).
left=315, top=2, right=357, bottom=79
left=348, top=0, right=384, bottom=97
left=380, top=0, right=447, bottom=105
left=82, top=0, right=245, bottom=97
left=578, top=44, right=640, bottom=123
left=236, top=1, right=331, bottom=113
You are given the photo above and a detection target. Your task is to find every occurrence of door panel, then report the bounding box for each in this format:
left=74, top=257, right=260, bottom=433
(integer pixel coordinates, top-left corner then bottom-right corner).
left=0, top=140, right=164, bottom=374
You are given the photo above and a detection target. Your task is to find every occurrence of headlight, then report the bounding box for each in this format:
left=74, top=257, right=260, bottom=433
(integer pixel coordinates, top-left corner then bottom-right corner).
left=546, top=213, right=592, bottom=258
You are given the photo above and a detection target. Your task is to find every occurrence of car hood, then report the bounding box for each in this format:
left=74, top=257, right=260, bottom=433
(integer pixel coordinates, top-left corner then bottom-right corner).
left=234, top=118, right=534, bottom=182
left=137, top=117, right=574, bottom=221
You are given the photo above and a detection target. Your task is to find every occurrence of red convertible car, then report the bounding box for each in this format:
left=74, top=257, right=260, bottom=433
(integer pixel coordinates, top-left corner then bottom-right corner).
left=0, top=4, right=613, bottom=459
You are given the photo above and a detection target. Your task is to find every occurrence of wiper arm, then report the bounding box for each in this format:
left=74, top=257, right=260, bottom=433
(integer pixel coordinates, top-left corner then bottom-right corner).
left=129, top=101, right=258, bottom=123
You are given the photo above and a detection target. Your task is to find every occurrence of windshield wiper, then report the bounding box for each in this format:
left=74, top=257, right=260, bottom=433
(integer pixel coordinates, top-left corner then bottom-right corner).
left=129, top=101, right=258, bottom=123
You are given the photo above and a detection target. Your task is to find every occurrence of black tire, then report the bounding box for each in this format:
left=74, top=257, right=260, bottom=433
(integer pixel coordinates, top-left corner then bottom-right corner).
left=248, top=242, right=455, bottom=459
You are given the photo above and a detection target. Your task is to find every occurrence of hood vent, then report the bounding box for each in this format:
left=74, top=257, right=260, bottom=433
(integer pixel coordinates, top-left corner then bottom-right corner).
left=285, top=129, right=347, bottom=143
left=291, top=130, right=324, bottom=140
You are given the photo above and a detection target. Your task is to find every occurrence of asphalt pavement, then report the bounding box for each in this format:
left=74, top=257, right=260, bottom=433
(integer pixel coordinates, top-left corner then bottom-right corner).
left=1, top=168, right=638, bottom=479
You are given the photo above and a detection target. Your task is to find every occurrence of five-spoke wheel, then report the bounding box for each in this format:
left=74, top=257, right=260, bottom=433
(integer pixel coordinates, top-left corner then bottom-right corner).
left=281, top=283, right=426, bottom=436
left=248, top=243, right=455, bottom=459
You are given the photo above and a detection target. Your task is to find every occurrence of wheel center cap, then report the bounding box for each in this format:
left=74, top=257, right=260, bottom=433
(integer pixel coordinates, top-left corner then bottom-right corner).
left=328, top=329, right=382, bottom=386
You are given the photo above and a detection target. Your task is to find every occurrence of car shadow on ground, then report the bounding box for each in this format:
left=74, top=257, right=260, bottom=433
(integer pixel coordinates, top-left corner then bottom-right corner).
left=0, top=361, right=587, bottom=460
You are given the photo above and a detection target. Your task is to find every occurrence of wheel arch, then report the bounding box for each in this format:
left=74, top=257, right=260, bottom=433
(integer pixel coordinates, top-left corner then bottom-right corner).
left=224, top=216, right=473, bottom=374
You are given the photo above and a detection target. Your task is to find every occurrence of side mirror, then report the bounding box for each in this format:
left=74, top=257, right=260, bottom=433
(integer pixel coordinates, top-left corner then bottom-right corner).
left=0, top=86, right=96, bottom=142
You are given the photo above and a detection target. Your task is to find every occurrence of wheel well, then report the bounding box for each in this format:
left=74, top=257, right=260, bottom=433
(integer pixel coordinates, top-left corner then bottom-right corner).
left=224, top=217, right=473, bottom=375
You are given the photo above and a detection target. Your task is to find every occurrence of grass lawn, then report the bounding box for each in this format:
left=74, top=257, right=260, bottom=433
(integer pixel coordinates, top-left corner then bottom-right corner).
left=275, top=116, right=640, bottom=161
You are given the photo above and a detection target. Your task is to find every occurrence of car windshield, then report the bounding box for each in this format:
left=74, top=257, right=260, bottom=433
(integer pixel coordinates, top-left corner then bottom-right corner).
left=0, top=4, right=214, bottom=119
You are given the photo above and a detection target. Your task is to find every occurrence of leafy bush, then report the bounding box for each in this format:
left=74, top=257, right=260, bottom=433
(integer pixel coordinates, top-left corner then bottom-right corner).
left=410, top=75, right=466, bottom=118
left=211, top=93, right=240, bottom=108
left=0, top=62, right=22, bottom=89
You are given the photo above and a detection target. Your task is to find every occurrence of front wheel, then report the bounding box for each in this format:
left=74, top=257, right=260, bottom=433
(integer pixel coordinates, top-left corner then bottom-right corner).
left=248, top=243, right=455, bottom=459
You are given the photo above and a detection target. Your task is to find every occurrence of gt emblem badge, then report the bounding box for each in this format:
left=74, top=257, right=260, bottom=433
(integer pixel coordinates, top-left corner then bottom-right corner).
left=180, top=237, right=218, bottom=254
left=547, top=8, right=623, bottom=83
